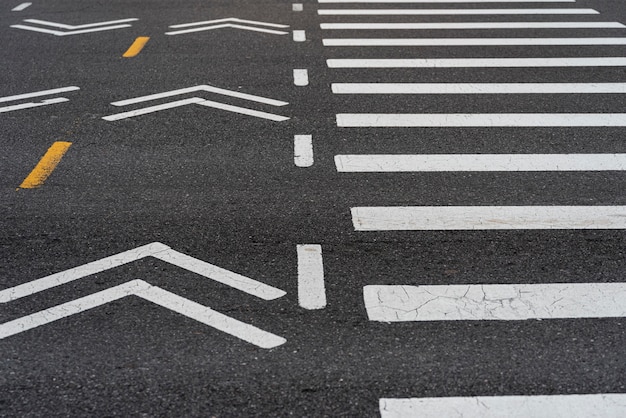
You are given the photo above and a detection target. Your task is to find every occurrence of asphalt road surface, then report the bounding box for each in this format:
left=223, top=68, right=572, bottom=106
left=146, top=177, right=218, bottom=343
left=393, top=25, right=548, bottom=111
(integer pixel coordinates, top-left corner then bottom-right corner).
left=1, top=0, right=625, bottom=416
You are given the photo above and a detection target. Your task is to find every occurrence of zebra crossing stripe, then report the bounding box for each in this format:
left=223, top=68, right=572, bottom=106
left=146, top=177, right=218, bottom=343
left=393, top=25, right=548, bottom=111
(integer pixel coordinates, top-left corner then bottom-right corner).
left=327, top=57, right=626, bottom=68
left=331, top=83, right=626, bottom=94
left=323, top=37, right=626, bottom=46
left=318, top=8, right=599, bottom=15
left=321, top=22, right=625, bottom=29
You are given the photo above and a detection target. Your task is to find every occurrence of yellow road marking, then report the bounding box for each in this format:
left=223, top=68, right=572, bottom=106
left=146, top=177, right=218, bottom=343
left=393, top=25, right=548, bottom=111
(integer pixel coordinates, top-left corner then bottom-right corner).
left=123, top=36, right=150, bottom=58
left=19, top=141, right=72, bottom=189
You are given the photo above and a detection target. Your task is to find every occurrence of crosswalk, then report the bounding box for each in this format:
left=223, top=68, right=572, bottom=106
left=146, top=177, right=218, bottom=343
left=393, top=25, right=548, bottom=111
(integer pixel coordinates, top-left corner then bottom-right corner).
left=319, top=0, right=625, bottom=413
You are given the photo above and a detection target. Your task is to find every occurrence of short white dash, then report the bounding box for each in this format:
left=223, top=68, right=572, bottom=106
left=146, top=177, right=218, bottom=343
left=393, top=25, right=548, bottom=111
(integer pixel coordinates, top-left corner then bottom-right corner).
left=294, top=135, right=314, bottom=167
left=297, top=245, right=326, bottom=310
left=12, top=2, right=32, bottom=11
left=293, top=30, right=306, bottom=42
left=293, top=3, right=304, bottom=11
left=294, top=69, right=309, bottom=86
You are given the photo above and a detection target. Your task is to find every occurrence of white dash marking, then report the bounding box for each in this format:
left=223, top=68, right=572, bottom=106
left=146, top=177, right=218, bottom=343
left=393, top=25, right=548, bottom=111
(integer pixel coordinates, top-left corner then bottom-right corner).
left=351, top=206, right=626, bottom=231
left=335, top=154, right=626, bottom=172
left=322, top=0, right=576, bottom=2
left=293, top=3, right=304, bottom=11
left=293, top=30, right=306, bottom=42
left=365, top=283, right=626, bottom=321
left=326, top=57, right=626, bottom=68
left=12, top=2, right=32, bottom=11
left=321, top=22, right=626, bottom=30
left=294, top=69, right=309, bottom=86
left=332, top=83, right=626, bottom=95
left=297, top=245, right=326, bottom=310
left=103, top=97, right=206, bottom=121
left=294, top=135, right=314, bottom=167
left=0, top=97, right=69, bottom=113
left=196, top=99, right=290, bottom=122
left=318, top=8, right=598, bottom=15
left=379, top=394, right=626, bottom=418
left=0, top=86, right=80, bottom=104
left=323, top=38, right=626, bottom=47
left=22, top=18, right=138, bottom=29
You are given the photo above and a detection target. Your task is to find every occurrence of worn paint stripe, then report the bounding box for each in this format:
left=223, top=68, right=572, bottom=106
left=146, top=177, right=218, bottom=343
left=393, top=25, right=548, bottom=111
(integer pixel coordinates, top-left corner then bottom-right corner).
left=123, top=36, right=149, bottom=57
left=379, top=395, right=626, bottom=417
left=365, top=284, right=626, bottom=321
left=297, top=245, right=326, bottom=310
left=337, top=113, right=626, bottom=127
left=327, top=57, right=626, bottom=68
left=321, top=22, right=625, bottom=30
left=323, top=37, right=626, bottom=46
left=12, top=3, right=32, bottom=11
left=332, top=83, right=626, bottom=94
left=318, top=8, right=598, bottom=15
left=351, top=206, right=626, bottom=230
left=335, top=154, right=626, bottom=172
left=294, top=69, right=309, bottom=86
left=19, top=141, right=72, bottom=189
left=294, top=135, right=314, bottom=167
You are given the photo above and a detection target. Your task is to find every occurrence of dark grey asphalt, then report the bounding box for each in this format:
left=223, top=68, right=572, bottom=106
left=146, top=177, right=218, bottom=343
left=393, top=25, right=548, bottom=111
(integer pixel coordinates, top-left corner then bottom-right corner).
left=1, top=0, right=625, bottom=416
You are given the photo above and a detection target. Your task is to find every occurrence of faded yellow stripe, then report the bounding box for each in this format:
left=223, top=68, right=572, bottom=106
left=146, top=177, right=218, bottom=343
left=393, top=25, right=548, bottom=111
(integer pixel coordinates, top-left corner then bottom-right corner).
left=19, top=141, right=72, bottom=189
left=123, top=36, right=150, bottom=58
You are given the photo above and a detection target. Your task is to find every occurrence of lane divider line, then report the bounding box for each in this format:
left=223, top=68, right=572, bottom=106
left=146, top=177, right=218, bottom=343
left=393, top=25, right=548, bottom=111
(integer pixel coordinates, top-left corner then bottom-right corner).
left=123, top=36, right=150, bottom=57
left=19, top=141, right=72, bottom=189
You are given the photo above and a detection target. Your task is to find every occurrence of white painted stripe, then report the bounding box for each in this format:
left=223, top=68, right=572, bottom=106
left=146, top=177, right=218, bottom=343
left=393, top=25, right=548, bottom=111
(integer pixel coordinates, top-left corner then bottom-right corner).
left=332, top=83, right=626, bottom=94
left=294, top=69, right=309, bottom=86
left=322, top=0, right=576, bottom=2
left=297, top=245, right=326, bottom=310
left=103, top=97, right=206, bottom=121
left=293, top=30, right=306, bottom=42
left=337, top=113, right=626, bottom=127
left=321, top=22, right=626, bottom=30
left=327, top=57, right=626, bottom=68
left=365, top=284, right=626, bottom=321
left=11, top=23, right=133, bottom=36
left=111, top=85, right=288, bottom=107
left=169, top=18, right=289, bottom=29
left=12, top=3, right=32, bottom=11
left=152, top=249, right=286, bottom=300
left=318, top=8, right=598, bottom=15
left=293, top=3, right=304, bottom=11
left=0, top=243, right=169, bottom=303
left=351, top=206, right=626, bottom=230
left=22, top=18, right=138, bottom=29
left=335, top=154, right=626, bottom=172
left=0, top=280, right=150, bottom=339
left=137, top=285, right=286, bottom=349
left=379, top=394, right=626, bottom=417
left=0, top=86, right=80, bottom=104
left=0, top=97, right=69, bottom=113
left=324, top=37, right=626, bottom=46
left=294, top=135, right=314, bottom=167
left=165, top=23, right=288, bottom=36
left=196, top=99, right=290, bottom=121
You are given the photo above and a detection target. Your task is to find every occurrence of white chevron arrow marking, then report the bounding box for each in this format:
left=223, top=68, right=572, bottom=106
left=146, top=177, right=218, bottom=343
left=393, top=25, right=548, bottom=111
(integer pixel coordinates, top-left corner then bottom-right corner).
left=11, top=18, right=138, bottom=36
left=0, top=86, right=80, bottom=113
left=166, top=17, right=289, bottom=35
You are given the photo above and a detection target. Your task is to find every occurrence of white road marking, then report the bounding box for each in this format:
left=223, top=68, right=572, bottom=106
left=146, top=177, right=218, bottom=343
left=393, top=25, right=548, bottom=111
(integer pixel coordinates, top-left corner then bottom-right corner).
left=293, top=30, right=306, bottom=42
left=332, top=83, right=626, bottom=94
left=297, top=245, right=326, bottom=310
left=324, top=37, right=626, bottom=46
left=321, top=22, right=625, bottom=30
left=351, top=206, right=626, bottom=230
left=365, top=283, right=626, bottom=321
left=169, top=17, right=288, bottom=29
left=21, top=18, right=138, bottom=29
left=0, top=280, right=286, bottom=348
left=294, top=69, right=309, bottom=86
left=12, top=2, right=32, bottom=11
left=335, top=154, right=626, bottom=172
left=379, top=394, right=626, bottom=417
left=0, top=97, right=69, bottom=113
left=337, top=113, right=626, bottom=127
left=103, top=97, right=206, bottom=121
left=293, top=3, right=304, bottom=11
left=11, top=23, right=134, bottom=36
left=322, top=0, right=575, bottom=2
left=327, top=57, right=626, bottom=68
left=0, top=86, right=80, bottom=104
left=166, top=23, right=289, bottom=36
left=196, top=99, right=290, bottom=121
left=294, top=135, right=314, bottom=167
left=318, top=8, right=598, bottom=15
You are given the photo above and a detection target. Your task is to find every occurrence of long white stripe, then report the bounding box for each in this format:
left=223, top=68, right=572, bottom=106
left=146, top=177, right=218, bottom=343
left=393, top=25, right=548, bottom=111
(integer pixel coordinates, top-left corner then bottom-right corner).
left=0, top=243, right=169, bottom=303
left=337, top=113, right=626, bottom=127
left=152, top=249, right=286, bottom=300
left=335, top=154, right=626, bottom=172
left=22, top=18, right=138, bottom=29
left=12, top=3, right=32, bottom=11
left=327, top=57, right=626, bottom=68
left=197, top=99, right=290, bottom=121
left=322, top=0, right=575, bottom=2
left=103, top=97, right=206, bottom=121
left=137, top=285, right=286, bottom=349
left=0, top=86, right=80, bottom=104
left=297, top=245, right=326, bottom=310
left=169, top=18, right=289, bottom=29
left=318, top=8, right=598, bottom=15
left=365, top=284, right=626, bottom=321
left=332, top=83, right=626, bottom=94
left=321, top=22, right=625, bottom=29
left=0, top=97, right=69, bottom=113
left=0, top=280, right=150, bottom=339
left=294, top=135, right=314, bottom=167
left=294, top=69, right=309, bottom=86
left=351, top=206, right=626, bottom=230
left=11, top=23, right=134, bottom=36
left=324, top=38, right=626, bottom=46
left=379, top=395, right=626, bottom=417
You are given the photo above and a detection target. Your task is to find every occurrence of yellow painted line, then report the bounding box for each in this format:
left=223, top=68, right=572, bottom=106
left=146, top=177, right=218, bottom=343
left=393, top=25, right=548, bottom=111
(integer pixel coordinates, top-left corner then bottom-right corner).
left=19, top=141, right=72, bottom=189
left=123, top=36, right=150, bottom=58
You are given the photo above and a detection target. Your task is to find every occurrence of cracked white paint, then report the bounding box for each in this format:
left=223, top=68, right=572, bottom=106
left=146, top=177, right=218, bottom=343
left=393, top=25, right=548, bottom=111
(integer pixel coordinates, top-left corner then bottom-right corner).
left=351, top=206, right=626, bottom=230
left=324, top=38, right=626, bottom=47
left=332, top=83, right=626, bottom=95
left=321, top=22, right=625, bottom=30
left=327, top=57, right=626, bottom=68
left=335, top=154, right=626, bottom=172
left=364, top=284, right=626, bottom=321
left=379, top=394, right=626, bottom=417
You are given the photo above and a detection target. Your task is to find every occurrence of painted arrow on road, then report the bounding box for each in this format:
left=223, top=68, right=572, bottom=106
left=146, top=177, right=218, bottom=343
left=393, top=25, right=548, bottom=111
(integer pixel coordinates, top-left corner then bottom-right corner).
left=103, top=85, right=290, bottom=122
left=11, top=18, right=138, bottom=36
left=0, top=242, right=286, bottom=348
left=166, top=17, right=289, bottom=36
